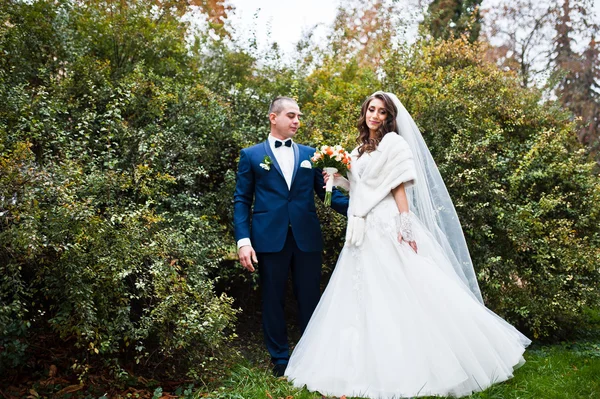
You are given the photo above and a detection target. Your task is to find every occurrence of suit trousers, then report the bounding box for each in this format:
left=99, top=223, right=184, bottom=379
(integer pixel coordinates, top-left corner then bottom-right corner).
left=257, top=227, right=322, bottom=365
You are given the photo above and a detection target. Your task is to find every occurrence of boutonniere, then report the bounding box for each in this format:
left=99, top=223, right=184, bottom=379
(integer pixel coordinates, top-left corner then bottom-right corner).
left=260, top=155, right=272, bottom=171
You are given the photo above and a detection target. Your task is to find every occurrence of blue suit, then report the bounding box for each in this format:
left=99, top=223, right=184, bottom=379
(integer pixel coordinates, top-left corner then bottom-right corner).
left=234, top=140, right=348, bottom=364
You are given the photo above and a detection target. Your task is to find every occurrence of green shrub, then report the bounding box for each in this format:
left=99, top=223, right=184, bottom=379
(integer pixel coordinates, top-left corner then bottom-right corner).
left=2, top=3, right=599, bottom=383
left=0, top=0, right=237, bottom=377
left=293, top=38, right=600, bottom=339
left=384, top=38, right=600, bottom=339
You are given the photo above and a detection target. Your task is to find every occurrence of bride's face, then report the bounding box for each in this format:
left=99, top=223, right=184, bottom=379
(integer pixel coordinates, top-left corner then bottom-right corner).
left=365, top=98, right=388, bottom=136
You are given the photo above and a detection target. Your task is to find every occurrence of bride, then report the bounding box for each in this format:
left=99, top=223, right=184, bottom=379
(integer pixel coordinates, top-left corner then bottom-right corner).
left=284, top=92, right=531, bottom=398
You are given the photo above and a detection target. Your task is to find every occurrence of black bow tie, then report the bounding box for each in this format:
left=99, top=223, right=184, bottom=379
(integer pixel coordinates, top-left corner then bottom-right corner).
left=275, top=139, right=292, bottom=148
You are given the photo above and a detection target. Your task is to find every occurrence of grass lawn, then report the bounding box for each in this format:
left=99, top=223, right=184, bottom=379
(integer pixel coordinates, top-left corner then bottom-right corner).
left=2, top=337, right=598, bottom=398
left=199, top=341, right=600, bottom=399
left=4, top=307, right=599, bottom=398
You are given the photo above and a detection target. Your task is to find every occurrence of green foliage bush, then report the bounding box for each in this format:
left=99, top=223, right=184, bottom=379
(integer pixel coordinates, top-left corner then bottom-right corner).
left=293, top=38, right=600, bottom=340
left=383, top=39, right=600, bottom=339
left=2, top=0, right=599, bottom=381
left=0, top=0, right=237, bottom=377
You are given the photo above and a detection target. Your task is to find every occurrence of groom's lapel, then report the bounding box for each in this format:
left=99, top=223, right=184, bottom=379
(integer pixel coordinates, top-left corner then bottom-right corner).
left=290, top=143, right=300, bottom=186
left=262, top=141, right=285, bottom=182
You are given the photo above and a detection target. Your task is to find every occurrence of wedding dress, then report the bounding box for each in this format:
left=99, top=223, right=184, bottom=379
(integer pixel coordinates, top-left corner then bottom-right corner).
left=284, top=141, right=531, bottom=398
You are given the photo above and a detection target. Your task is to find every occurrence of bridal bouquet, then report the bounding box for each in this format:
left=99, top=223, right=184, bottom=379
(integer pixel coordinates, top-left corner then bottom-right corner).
left=311, top=145, right=351, bottom=206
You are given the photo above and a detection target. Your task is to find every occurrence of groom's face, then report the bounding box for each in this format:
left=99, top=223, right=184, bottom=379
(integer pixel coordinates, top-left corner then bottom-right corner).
left=270, top=101, right=302, bottom=140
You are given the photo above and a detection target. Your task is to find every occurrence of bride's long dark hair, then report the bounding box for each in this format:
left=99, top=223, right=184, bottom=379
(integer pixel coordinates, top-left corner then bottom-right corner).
left=356, top=92, right=399, bottom=157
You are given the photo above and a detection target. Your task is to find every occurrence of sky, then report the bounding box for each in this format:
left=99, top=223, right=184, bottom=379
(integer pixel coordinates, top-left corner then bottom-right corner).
left=226, top=0, right=600, bottom=56
left=227, top=0, right=342, bottom=54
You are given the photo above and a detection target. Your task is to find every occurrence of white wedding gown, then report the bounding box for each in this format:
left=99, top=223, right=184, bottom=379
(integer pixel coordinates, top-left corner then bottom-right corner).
left=285, top=153, right=531, bottom=398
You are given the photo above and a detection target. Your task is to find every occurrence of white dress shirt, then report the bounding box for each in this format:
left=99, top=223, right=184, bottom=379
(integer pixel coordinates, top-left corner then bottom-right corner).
left=237, top=135, right=296, bottom=249
left=268, top=134, right=295, bottom=189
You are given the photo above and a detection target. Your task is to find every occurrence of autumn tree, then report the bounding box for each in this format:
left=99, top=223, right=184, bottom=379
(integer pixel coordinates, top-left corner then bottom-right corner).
left=550, top=0, right=599, bottom=154
left=326, top=0, right=402, bottom=68
left=154, top=0, right=233, bottom=38
left=578, top=36, right=600, bottom=150
left=482, top=0, right=555, bottom=88
left=425, top=0, right=483, bottom=42
left=484, top=0, right=600, bottom=158
left=552, top=0, right=581, bottom=109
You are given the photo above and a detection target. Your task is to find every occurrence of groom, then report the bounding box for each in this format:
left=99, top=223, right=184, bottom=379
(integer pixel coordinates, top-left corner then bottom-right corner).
left=234, top=96, right=349, bottom=376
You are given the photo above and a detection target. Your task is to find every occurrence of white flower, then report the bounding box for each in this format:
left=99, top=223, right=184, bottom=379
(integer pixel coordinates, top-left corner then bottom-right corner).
left=260, top=163, right=270, bottom=171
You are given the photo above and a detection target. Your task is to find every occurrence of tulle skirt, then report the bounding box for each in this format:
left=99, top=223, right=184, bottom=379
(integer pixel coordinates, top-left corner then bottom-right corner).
left=285, top=196, right=531, bottom=398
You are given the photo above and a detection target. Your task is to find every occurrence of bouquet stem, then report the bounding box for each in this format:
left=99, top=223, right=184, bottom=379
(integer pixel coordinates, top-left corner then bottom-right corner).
left=323, top=167, right=338, bottom=207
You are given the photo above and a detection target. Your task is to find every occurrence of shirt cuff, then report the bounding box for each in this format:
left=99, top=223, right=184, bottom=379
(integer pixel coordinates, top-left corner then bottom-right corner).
left=237, top=238, right=252, bottom=249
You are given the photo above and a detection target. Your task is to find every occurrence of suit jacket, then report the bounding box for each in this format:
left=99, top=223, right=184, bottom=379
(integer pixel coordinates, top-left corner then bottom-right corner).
left=234, top=140, right=349, bottom=253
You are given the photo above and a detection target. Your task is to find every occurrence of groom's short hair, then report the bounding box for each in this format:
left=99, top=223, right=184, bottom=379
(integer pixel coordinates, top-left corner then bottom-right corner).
left=269, top=96, right=298, bottom=115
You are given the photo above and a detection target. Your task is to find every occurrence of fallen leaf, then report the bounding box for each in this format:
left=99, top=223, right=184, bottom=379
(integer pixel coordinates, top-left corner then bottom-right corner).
left=266, top=390, right=273, bottom=399
left=56, top=385, right=84, bottom=395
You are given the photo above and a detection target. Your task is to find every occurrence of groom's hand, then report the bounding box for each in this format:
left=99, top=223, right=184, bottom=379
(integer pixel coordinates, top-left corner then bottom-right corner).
left=238, top=245, right=258, bottom=272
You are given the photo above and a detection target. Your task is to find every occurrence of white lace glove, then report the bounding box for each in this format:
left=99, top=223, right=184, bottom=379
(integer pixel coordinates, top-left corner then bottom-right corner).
left=395, top=212, right=414, bottom=242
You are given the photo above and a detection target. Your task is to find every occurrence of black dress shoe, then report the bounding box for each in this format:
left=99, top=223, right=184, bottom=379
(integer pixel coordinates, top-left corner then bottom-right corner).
left=272, top=363, right=287, bottom=377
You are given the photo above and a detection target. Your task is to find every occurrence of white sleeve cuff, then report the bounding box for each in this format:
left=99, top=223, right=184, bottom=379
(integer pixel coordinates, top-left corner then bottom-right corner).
left=237, top=238, right=252, bottom=249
